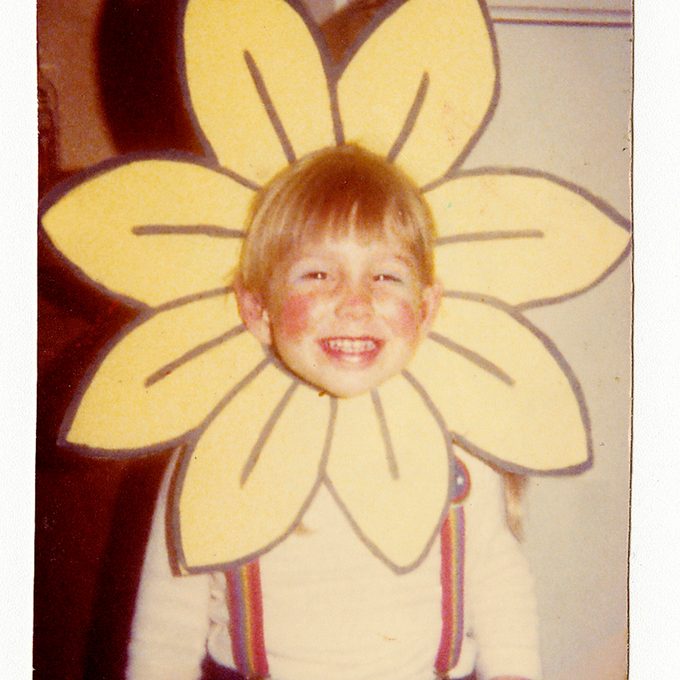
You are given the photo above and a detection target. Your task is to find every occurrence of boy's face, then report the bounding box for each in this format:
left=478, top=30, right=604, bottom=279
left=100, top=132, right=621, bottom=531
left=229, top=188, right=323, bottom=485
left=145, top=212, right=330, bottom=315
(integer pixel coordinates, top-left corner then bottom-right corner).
left=237, top=233, right=441, bottom=397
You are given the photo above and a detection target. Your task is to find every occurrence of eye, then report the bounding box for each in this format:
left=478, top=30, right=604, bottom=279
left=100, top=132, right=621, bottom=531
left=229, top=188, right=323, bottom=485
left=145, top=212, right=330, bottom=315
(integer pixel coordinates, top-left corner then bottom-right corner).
left=302, top=271, right=328, bottom=281
left=374, top=273, right=403, bottom=283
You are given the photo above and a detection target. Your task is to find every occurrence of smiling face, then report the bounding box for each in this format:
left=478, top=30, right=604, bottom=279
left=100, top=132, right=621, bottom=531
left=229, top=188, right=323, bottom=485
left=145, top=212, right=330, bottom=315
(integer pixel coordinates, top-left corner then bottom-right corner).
left=236, top=145, right=441, bottom=395
left=238, top=233, right=441, bottom=397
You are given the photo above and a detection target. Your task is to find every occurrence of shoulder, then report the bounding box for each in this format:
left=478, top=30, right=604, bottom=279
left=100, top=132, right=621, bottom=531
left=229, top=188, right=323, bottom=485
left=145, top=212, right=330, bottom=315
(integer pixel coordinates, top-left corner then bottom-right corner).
left=453, top=446, right=511, bottom=545
left=454, top=446, right=504, bottom=501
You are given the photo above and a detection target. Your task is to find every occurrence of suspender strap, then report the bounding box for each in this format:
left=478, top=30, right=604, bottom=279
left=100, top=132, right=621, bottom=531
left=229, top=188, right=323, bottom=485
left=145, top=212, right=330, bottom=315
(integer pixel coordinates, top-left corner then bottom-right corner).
left=434, top=505, right=466, bottom=676
left=225, top=560, right=270, bottom=679
left=224, top=506, right=465, bottom=679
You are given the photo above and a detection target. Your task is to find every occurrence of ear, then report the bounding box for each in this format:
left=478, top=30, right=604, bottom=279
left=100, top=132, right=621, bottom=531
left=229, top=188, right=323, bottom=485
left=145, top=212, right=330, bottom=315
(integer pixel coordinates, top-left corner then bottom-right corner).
left=418, top=280, right=443, bottom=338
left=234, top=278, right=272, bottom=345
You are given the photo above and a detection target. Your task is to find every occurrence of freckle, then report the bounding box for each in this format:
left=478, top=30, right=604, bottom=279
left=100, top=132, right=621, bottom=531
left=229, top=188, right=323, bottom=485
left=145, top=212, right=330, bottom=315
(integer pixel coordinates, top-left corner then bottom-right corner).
left=390, top=301, right=419, bottom=339
left=280, top=295, right=310, bottom=338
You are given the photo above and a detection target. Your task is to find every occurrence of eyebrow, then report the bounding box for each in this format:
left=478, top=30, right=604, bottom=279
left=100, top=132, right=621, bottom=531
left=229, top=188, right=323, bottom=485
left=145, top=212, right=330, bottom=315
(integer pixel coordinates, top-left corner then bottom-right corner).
left=378, top=253, right=419, bottom=273
left=285, top=255, right=334, bottom=268
left=282, top=247, right=418, bottom=271
left=391, top=254, right=417, bottom=267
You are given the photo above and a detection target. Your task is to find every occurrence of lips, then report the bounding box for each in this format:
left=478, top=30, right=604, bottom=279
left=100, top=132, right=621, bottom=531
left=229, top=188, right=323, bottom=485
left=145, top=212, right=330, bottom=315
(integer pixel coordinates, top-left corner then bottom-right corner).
left=319, top=336, right=383, bottom=365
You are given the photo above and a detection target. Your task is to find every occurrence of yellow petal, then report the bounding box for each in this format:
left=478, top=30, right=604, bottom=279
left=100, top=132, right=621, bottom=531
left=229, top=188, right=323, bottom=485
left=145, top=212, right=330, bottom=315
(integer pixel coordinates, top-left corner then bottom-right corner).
left=183, top=0, right=336, bottom=185
left=407, top=296, right=590, bottom=472
left=326, top=377, right=452, bottom=572
left=64, top=294, right=266, bottom=451
left=41, top=159, right=251, bottom=307
left=175, top=366, right=331, bottom=571
left=338, top=0, right=496, bottom=187
left=429, top=172, right=631, bottom=307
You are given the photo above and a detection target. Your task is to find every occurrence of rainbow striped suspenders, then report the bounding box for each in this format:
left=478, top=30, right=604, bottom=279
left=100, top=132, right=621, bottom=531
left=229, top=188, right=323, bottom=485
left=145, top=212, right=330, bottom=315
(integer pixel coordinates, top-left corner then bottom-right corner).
left=435, top=455, right=470, bottom=677
left=434, top=505, right=466, bottom=677
left=224, top=460, right=469, bottom=680
left=225, top=561, right=270, bottom=679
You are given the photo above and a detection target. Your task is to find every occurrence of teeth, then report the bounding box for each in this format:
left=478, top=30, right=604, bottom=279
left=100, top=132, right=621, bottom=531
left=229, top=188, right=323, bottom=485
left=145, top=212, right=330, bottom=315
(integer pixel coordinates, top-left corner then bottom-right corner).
left=327, top=338, right=377, bottom=353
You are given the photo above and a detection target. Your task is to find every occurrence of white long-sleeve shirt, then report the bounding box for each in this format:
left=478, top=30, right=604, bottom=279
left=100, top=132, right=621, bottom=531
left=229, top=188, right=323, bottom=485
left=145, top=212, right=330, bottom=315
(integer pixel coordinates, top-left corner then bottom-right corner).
left=127, top=448, right=541, bottom=680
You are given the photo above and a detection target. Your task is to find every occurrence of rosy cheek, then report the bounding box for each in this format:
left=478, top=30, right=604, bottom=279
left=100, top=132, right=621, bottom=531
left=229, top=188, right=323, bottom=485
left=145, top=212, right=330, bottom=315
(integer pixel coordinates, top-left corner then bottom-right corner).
left=386, top=300, right=420, bottom=341
left=276, top=294, right=313, bottom=339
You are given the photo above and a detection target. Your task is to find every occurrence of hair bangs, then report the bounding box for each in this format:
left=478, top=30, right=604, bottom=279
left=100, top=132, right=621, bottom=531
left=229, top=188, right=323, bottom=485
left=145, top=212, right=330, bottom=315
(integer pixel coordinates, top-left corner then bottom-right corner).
left=239, top=145, right=436, bottom=292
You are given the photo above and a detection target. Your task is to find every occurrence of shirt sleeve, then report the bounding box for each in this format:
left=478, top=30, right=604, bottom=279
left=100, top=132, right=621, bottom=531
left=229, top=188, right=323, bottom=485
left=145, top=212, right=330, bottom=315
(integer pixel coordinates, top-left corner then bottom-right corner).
left=459, top=450, right=543, bottom=680
left=126, top=454, right=212, bottom=680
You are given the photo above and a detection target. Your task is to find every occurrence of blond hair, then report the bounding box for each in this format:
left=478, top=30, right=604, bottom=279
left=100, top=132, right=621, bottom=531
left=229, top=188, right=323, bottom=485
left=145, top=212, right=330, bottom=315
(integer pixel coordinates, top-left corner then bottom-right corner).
left=238, top=144, right=436, bottom=295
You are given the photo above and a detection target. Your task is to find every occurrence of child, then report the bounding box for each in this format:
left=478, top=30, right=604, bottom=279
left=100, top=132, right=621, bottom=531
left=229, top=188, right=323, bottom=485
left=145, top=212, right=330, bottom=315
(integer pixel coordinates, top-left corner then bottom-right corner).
left=39, top=1, right=629, bottom=678
left=126, top=145, right=541, bottom=680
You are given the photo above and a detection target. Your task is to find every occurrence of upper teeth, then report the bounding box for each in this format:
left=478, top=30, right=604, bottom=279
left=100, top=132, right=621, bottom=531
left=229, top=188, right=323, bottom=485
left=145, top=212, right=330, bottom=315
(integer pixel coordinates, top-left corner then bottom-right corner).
left=328, top=338, right=376, bottom=353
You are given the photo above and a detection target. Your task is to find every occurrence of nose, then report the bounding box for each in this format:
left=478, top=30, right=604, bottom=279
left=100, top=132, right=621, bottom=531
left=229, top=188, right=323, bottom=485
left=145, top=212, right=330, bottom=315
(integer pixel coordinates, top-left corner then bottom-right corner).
left=335, top=280, right=373, bottom=321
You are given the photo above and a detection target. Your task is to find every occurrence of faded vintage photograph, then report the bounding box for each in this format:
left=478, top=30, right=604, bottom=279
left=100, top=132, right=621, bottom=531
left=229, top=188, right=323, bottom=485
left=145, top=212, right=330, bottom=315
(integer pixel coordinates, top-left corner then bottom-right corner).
left=36, top=1, right=632, bottom=679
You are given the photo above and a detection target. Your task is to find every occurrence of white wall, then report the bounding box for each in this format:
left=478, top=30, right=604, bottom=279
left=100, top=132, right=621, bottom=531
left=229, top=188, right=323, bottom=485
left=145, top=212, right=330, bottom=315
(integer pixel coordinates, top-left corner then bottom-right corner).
left=463, top=20, right=631, bottom=680
left=491, top=0, right=629, bottom=11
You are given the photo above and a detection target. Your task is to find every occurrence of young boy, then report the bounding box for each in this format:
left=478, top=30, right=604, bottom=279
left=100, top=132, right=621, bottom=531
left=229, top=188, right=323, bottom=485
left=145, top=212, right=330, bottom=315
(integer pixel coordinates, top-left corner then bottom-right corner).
left=126, top=145, right=541, bottom=680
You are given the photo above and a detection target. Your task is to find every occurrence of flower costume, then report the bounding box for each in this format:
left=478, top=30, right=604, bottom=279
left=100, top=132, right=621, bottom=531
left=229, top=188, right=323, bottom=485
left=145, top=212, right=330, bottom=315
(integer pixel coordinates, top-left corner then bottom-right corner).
left=40, top=0, right=630, bottom=582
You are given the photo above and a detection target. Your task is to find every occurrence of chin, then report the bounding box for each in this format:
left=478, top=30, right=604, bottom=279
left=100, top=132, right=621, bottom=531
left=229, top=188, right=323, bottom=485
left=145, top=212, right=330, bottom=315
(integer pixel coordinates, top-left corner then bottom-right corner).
left=328, top=386, right=370, bottom=399
left=313, top=373, right=388, bottom=399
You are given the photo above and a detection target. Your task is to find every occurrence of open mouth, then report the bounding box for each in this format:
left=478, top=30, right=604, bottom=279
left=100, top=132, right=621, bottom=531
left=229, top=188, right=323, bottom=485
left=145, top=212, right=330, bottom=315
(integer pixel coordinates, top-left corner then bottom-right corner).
left=319, top=336, right=383, bottom=364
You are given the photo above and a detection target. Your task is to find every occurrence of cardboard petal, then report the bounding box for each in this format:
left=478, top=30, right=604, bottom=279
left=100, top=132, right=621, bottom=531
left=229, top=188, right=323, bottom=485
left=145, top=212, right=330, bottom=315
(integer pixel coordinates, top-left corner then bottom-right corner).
left=183, top=0, right=336, bottom=185
left=65, top=294, right=265, bottom=451
left=41, top=159, right=250, bottom=307
left=338, top=0, right=496, bottom=187
left=326, top=377, right=452, bottom=572
left=408, top=296, right=591, bottom=473
left=429, top=172, right=631, bottom=307
left=175, top=365, right=331, bottom=571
